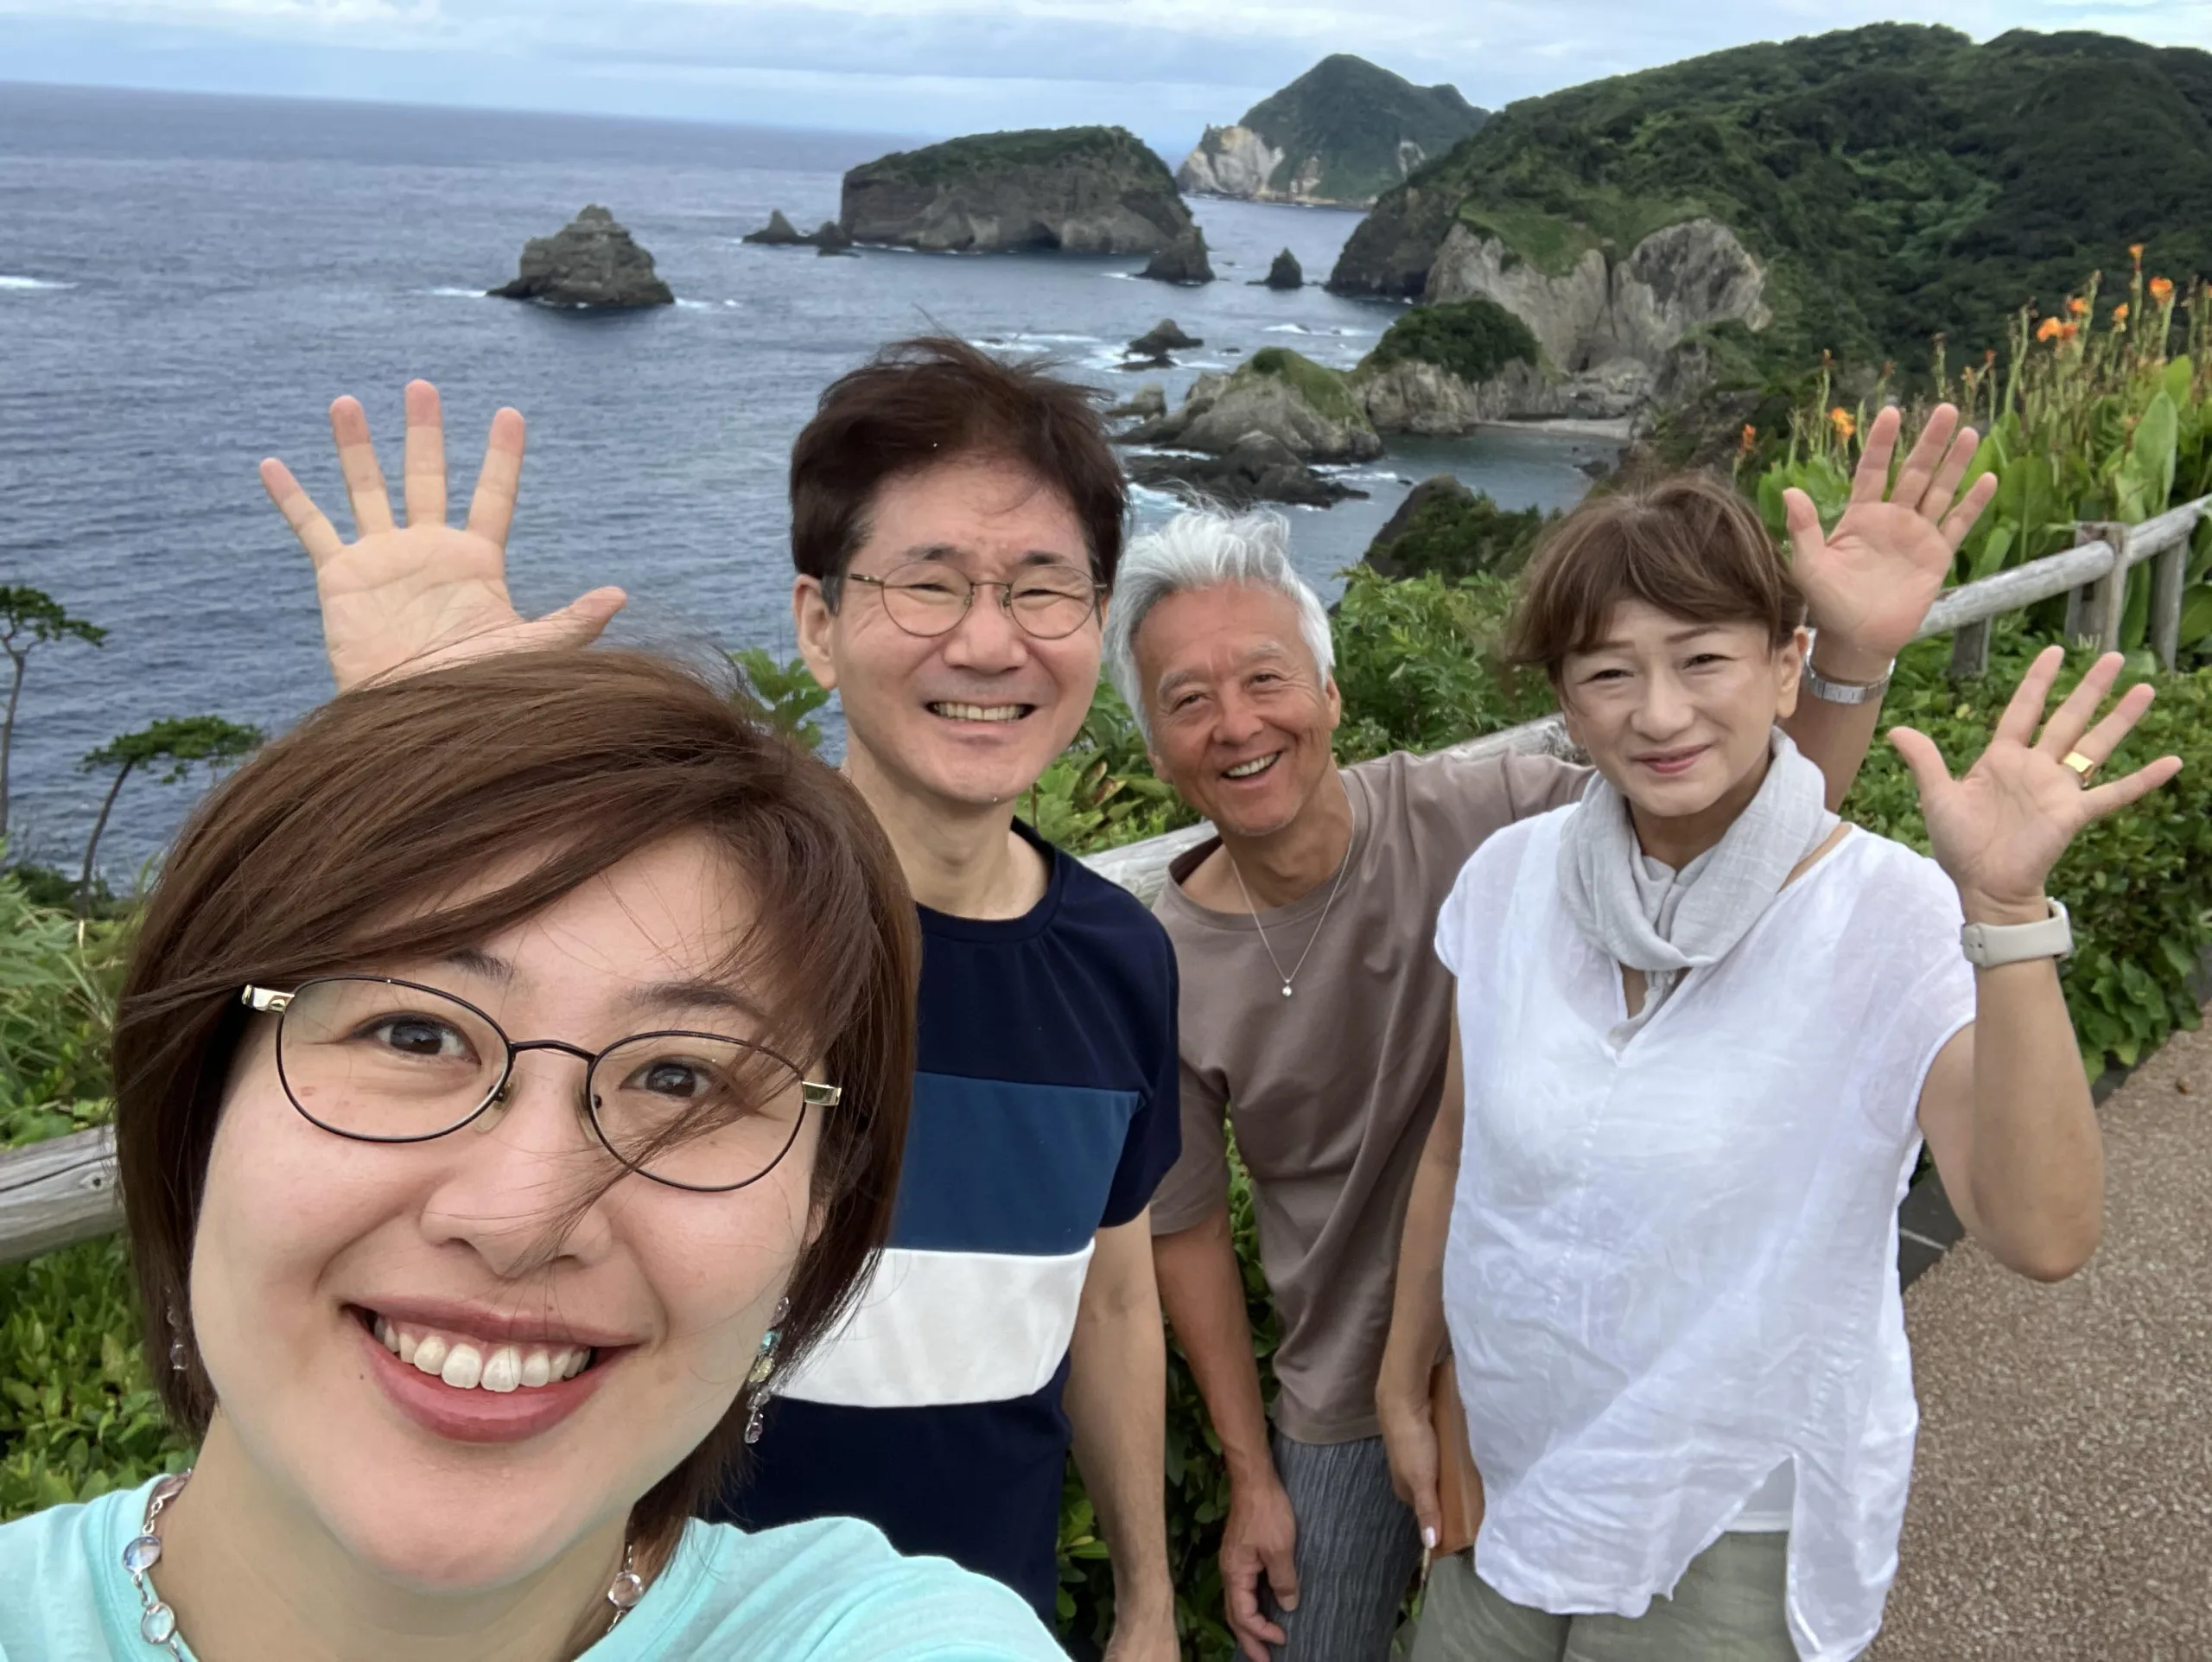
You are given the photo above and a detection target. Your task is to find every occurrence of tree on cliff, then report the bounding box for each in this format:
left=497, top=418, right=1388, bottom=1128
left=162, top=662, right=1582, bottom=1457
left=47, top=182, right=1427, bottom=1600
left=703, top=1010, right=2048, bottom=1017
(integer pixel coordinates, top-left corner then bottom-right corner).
left=1, top=588, right=106, bottom=850
left=76, top=716, right=261, bottom=914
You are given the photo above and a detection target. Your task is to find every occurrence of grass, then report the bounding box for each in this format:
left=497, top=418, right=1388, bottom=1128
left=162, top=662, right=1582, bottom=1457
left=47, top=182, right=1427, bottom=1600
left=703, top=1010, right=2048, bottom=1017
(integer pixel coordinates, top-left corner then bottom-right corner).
left=1242, top=347, right=1370, bottom=427
left=848, top=126, right=1174, bottom=191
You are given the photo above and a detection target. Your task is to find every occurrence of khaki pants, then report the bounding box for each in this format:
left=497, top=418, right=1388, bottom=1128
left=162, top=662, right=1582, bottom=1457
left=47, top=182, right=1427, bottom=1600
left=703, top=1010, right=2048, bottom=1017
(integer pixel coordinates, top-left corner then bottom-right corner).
left=1408, top=1532, right=1797, bottom=1662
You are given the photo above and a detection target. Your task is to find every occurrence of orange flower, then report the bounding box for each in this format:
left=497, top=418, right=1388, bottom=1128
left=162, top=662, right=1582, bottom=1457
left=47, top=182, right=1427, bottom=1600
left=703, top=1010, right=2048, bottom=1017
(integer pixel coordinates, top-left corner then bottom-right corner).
left=1829, top=406, right=1856, bottom=443
left=2151, top=276, right=2175, bottom=303
left=2130, top=242, right=2145, bottom=264
left=2037, top=315, right=2063, bottom=342
left=1738, top=423, right=1758, bottom=455
left=2069, top=296, right=2090, bottom=316
left=2060, top=322, right=2080, bottom=341
left=2113, top=302, right=2130, bottom=324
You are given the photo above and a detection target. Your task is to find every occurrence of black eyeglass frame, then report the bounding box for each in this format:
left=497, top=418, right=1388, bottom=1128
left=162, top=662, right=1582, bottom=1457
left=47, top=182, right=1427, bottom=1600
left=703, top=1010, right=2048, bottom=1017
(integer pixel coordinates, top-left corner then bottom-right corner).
left=842, top=565, right=1108, bottom=640
left=240, top=976, right=841, bottom=1194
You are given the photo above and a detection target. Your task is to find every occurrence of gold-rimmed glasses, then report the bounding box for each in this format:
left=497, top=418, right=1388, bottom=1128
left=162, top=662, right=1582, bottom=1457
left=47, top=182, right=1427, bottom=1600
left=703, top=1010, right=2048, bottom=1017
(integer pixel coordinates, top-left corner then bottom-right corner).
left=241, top=977, right=839, bottom=1194
left=844, top=559, right=1104, bottom=640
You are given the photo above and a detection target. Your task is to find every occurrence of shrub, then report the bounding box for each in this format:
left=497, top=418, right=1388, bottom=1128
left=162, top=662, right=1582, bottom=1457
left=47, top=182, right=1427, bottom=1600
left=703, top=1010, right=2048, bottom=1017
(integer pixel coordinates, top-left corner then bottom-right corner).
left=1365, top=488, right=1555, bottom=584
left=1368, top=297, right=1542, bottom=385
left=1242, top=347, right=1370, bottom=428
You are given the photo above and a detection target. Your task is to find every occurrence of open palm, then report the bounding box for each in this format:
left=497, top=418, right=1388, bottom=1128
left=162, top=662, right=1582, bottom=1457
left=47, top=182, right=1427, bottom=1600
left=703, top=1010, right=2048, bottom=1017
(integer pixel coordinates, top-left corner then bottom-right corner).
left=1784, top=404, right=1998, bottom=661
left=261, top=380, right=625, bottom=692
left=1893, top=647, right=2182, bottom=914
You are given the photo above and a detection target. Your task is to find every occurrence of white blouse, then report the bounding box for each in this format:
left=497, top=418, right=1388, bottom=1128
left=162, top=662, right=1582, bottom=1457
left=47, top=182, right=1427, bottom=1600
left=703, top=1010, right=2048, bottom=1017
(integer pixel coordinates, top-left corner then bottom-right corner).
left=1435, top=808, right=1975, bottom=1662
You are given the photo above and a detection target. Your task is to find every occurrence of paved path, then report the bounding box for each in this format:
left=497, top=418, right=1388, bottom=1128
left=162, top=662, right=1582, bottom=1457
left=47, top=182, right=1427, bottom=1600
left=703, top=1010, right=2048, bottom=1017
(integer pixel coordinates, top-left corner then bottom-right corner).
left=1870, top=1018, right=2212, bottom=1661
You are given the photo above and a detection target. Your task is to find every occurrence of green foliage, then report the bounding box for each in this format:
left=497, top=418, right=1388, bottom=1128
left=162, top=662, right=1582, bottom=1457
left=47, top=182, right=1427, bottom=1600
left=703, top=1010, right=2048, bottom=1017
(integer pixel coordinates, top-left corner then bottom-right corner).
left=849, top=126, right=1175, bottom=191
left=1367, top=298, right=1542, bottom=385
left=1, top=586, right=107, bottom=844
left=1344, top=22, right=2212, bottom=371
left=1231, top=53, right=1485, bottom=207
left=1241, top=347, right=1370, bottom=429
left=1020, top=682, right=1194, bottom=854
left=1366, top=489, right=1554, bottom=585
left=0, top=1238, right=193, bottom=1521
left=1329, top=568, right=1554, bottom=761
left=0, top=863, right=125, bottom=1149
left=729, top=646, right=834, bottom=752
left=76, top=715, right=263, bottom=912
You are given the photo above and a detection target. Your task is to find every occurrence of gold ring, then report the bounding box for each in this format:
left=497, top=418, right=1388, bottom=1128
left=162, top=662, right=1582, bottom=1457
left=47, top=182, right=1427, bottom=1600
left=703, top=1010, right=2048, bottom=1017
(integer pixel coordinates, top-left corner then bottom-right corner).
left=2062, top=750, right=2098, bottom=782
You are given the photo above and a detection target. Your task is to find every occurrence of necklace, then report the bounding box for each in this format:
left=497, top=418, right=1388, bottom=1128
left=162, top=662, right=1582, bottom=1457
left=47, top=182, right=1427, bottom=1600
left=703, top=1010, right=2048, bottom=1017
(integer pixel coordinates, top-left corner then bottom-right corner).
left=1224, top=798, right=1357, bottom=1000
left=121, top=1468, right=647, bottom=1656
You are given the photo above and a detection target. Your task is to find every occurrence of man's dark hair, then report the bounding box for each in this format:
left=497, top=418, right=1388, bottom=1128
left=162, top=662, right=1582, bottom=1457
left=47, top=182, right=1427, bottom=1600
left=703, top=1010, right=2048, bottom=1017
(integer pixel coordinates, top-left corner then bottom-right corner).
left=790, top=335, right=1128, bottom=598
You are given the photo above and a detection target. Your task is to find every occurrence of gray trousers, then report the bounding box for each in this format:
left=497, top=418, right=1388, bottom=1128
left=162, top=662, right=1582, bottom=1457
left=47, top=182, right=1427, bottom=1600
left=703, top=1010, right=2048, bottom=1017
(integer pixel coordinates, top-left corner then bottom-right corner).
left=1408, top=1532, right=1796, bottom=1662
left=1263, top=1430, right=1425, bottom=1662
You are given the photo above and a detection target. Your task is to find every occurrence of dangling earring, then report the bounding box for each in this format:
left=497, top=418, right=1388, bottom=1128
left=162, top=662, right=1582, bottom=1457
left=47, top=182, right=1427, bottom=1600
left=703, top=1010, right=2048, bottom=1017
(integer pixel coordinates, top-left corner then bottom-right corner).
left=165, top=1305, right=188, bottom=1374
left=743, top=1297, right=790, bottom=1446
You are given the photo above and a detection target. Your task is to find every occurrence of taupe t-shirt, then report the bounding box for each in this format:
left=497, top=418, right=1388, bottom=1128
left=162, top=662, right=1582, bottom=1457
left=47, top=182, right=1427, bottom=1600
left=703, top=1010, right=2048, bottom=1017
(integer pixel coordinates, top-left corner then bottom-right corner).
left=1150, top=748, right=1587, bottom=1443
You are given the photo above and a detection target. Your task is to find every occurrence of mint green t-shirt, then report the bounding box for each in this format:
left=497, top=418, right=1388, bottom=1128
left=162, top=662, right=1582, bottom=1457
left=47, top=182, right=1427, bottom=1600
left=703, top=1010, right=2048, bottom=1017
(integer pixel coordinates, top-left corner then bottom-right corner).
left=0, top=1477, right=1067, bottom=1661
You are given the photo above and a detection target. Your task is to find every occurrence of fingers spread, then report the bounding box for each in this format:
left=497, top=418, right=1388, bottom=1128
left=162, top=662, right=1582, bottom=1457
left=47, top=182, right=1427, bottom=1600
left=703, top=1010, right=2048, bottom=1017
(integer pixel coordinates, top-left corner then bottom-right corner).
left=1850, top=404, right=1904, bottom=504
left=1782, top=487, right=1827, bottom=565
left=2033, top=652, right=2126, bottom=758
left=402, top=379, right=448, bottom=528
left=1940, top=471, right=2000, bottom=551
left=327, top=396, right=396, bottom=538
left=465, top=406, right=527, bottom=550
left=1887, top=726, right=1955, bottom=800
left=2084, top=755, right=2183, bottom=818
left=2064, top=678, right=2158, bottom=770
left=259, top=458, right=346, bottom=568
left=1921, top=423, right=1980, bottom=521
left=1993, top=645, right=2066, bottom=748
left=1888, top=403, right=1959, bottom=512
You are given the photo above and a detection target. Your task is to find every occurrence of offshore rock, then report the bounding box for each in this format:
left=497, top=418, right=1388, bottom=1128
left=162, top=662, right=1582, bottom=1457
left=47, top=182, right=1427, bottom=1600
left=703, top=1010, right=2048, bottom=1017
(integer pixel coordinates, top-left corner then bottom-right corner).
left=491, top=206, right=674, bottom=309
left=840, top=126, right=1191, bottom=254
left=1120, top=351, right=1381, bottom=462
left=743, top=209, right=808, bottom=245
left=1125, top=319, right=1203, bottom=364
left=1127, top=432, right=1366, bottom=509
left=812, top=221, right=858, bottom=256
left=1260, top=249, right=1304, bottom=290
left=1140, top=226, right=1215, bottom=285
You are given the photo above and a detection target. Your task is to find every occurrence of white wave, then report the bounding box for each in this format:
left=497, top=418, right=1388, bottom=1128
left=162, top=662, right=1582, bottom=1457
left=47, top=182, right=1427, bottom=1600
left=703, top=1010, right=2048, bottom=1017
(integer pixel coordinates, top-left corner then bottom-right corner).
left=0, top=275, right=74, bottom=291
left=674, top=298, right=712, bottom=309
left=426, top=286, right=486, bottom=299
left=722, top=299, right=742, bottom=309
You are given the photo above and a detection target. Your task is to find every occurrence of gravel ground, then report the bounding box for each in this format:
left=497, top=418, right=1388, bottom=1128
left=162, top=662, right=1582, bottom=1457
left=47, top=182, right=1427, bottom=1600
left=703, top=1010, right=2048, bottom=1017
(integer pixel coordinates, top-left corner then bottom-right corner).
left=1869, top=1019, right=2212, bottom=1661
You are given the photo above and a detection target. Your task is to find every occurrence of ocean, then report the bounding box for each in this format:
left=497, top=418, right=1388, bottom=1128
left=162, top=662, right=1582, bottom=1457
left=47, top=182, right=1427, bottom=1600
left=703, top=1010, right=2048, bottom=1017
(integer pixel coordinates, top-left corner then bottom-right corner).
left=0, top=80, right=1610, bottom=878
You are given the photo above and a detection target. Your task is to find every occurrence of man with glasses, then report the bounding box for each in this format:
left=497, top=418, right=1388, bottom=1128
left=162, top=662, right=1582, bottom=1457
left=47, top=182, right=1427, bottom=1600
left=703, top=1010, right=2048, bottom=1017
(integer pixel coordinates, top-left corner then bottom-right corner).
left=258, top=340, right=1182, bottom=1659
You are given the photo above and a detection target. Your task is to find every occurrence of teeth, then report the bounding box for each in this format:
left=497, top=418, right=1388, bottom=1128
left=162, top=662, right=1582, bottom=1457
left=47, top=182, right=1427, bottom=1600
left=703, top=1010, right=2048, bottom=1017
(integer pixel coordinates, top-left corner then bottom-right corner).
left=930, top=702, right=1024, bottom=723
left=372, top=1315, right=592, bottom=1392
left=1224, top=755, right=1278, bottom=779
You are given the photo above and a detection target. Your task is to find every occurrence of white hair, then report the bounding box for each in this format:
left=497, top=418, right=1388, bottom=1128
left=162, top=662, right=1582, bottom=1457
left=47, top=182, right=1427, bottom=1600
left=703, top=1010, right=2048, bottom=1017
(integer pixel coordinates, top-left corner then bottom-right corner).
left=1103, top=507, right=1337, bottom=745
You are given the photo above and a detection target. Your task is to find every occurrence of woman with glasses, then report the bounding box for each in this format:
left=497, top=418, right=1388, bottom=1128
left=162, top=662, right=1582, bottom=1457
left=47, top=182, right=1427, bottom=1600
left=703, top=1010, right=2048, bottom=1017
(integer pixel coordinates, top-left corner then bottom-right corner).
left=0, top=649, right=1065, bottom=1661
left=1377, top=462, right=2177, bottom=1662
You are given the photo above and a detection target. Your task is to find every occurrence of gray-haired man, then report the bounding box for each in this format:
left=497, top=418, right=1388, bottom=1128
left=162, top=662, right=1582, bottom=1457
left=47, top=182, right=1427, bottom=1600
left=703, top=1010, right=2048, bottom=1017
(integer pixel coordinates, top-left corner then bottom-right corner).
left=1109, top=407, right=1988, bottom=1662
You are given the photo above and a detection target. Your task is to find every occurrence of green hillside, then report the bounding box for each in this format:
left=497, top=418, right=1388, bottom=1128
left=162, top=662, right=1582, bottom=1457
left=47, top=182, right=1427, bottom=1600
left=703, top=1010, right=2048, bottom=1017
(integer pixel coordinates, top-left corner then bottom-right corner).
left=849, top=125, right=1175, bottom=191
left=1330, top=25, right=2212, bottom=369
left=1236, top=54, right=1486, bottom=206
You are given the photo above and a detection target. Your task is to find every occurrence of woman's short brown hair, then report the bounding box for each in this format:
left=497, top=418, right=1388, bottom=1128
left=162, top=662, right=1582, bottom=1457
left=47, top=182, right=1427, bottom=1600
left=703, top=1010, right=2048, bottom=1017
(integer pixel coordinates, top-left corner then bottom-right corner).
left=790, top=334, right=1128, bottom=598
left=111, top=648, right=918, bottom=1551
left=1506, top=472, right=1807, bottom=678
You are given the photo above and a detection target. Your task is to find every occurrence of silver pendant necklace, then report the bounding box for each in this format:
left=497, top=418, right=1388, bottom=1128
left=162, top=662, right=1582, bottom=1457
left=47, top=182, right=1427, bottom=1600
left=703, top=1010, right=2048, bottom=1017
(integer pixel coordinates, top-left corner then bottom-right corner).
left=121, top=1468, right=646, bottom=1656
left=1224, top=798, right=1357, bottom=1000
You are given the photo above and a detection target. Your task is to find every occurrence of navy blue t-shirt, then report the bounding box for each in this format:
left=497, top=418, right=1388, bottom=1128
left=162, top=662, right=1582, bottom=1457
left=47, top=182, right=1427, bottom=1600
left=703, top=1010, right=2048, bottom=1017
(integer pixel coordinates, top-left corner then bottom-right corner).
left=720, top=821, right=1181, bottom=1620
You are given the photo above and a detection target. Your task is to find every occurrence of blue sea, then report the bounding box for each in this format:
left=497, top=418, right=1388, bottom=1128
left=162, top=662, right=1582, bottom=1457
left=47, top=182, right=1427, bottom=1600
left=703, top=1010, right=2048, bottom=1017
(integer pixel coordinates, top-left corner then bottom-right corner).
left=0, top=81, right=1611, bottom=878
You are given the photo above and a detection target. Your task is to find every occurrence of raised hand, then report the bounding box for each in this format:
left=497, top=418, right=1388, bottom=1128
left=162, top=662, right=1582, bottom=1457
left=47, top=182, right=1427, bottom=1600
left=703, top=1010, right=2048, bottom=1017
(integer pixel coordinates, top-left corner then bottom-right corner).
left=260, top=380, right=626, bottom=692
left=1891, top=647, right=2182, bottom=920
left=1784, top=404, right=1998, bottom=668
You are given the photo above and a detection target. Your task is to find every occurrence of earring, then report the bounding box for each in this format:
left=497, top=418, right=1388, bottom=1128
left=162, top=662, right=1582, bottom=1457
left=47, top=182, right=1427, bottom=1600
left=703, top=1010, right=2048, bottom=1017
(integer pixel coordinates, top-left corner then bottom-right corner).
left=743, top=1297, right=791, bottom=1446
left=165, top=1305, right=188, bottom=1374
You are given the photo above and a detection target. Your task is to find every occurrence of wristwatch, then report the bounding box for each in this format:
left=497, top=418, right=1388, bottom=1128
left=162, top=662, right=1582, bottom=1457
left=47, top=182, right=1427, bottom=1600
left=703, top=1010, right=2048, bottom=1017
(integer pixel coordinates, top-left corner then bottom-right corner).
left=1803, top=637, right=1894, bottom=706
left=1960, top=898, right=2074, bottom=968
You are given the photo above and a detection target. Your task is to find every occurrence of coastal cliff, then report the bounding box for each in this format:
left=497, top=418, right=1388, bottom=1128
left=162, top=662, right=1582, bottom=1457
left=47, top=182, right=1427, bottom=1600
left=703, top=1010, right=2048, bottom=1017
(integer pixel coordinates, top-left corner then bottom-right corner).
left=841, top=126, right=1192, bottom=254
left=1327, top=23, right=2212, bottom=370
left=1178, top=54, right=1485, bottom=209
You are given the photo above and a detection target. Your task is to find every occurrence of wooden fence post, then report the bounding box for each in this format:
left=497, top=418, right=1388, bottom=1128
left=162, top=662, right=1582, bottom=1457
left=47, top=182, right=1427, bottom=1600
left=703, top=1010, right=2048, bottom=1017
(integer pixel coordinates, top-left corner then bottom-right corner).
left=2072, top=521, right=2127, bottom=652
left=1948, top=618, right=1992, bottom=679
left=2151, top=535, right=2189, bottom=671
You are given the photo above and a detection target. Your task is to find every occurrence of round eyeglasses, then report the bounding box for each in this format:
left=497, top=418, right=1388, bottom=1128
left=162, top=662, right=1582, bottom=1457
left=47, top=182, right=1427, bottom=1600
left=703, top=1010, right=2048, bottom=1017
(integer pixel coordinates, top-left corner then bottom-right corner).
left=241, top=977, right=840, bottom=1194
left=844, top=560, right=1105, bottom=640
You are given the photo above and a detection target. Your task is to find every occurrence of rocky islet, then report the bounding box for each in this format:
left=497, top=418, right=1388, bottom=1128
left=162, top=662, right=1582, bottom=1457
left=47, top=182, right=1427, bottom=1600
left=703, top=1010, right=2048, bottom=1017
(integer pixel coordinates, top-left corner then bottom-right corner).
left=489, top=205, right=674, bottom=309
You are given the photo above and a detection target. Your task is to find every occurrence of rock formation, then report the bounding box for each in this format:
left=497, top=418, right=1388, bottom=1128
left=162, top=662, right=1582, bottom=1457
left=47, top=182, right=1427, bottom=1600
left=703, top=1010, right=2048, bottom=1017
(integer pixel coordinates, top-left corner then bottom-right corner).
left=743, top=210, right=807, bottom=245
left=1124, top=319, right=1202, bottom=365
left=491, top=206, right=673, bottom=309
left=1126, top=433, right=1366, bottom=509
left=746, top=211, right=859, bottom=254
left=812, top=221, right=857, bottom=257
left=1119, top=349, right=1382, bottom=462
left=1260, top=250, right=1304, bottom=290
left=1106, top=383, right=1168, bottom=421
left=1178, top=54, right=1485, bottom=209
left=839, top=126, right=1191, bottom=254
left=1363, top=475, right=1550, bottom=580
left=1141, top=227, right=1215, bottom=285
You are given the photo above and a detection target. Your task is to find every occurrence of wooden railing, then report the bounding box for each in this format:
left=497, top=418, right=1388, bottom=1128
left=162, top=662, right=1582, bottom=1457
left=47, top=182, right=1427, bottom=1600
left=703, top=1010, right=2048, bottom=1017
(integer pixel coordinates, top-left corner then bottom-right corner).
left=2, top=500, right=2205, bottom=1266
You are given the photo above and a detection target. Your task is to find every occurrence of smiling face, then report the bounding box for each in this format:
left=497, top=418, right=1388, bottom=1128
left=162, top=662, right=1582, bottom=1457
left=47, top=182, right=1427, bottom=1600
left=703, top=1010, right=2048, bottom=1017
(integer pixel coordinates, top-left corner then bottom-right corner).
left=794, top=454, right=1103, bottom=815
left=187, top=833, right=817, bottom=1592
left=1558, top=598, right=1807, bottom=841
left=1132, top=581, right=1342, bottom=839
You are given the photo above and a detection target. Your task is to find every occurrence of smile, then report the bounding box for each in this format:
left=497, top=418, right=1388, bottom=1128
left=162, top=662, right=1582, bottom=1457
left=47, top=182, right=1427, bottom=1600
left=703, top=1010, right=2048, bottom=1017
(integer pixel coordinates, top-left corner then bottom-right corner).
left=1634, top=746, right=1709, bottom=777
left=928, top=701, right=1032, bottom=723
left=363, top=1309, right=595, bottom=1392
left=1223, top=753, right=1281, bottom=780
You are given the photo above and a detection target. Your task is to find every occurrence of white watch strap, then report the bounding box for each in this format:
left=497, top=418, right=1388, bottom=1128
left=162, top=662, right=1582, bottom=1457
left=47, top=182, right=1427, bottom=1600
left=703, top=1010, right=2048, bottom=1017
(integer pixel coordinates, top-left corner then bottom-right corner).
left=1960, top=898, right=2073, bottom=967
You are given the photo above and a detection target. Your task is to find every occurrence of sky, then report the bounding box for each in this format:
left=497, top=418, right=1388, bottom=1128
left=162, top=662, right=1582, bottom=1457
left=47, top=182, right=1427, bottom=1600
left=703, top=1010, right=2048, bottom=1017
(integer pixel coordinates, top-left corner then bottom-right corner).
left=4, top=0, right=2209, bottom=156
